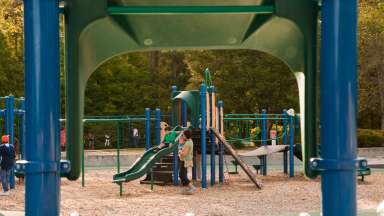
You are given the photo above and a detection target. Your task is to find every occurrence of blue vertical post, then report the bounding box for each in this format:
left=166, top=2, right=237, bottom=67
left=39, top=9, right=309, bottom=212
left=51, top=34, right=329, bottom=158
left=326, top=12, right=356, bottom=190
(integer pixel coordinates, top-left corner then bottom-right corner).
left=282, top=109, right=288, bottom=174
left=200, top=84, right=207, bottom=189
left=209, top=86, right=216, bottom=186
left=218, top=101, right=224, bottom=183
left=319, top=1, right=358, bottom=215
left=145, top=108, right=151, bottom=150
left=23, top=0, right=61, bottom=214
left=181, top=102, right=187, bottom=127
left=289, top=114, right=295, bottom=177
left=20, top=98, right=26, bottom=160
left=155, top=108, right=161, bottom=145
left=6, top=95, right=15, bottom=190
left=5, top=95, right=15, bottom=145
left=171, top=86, right=179, bottom=185
left=261, top=109, right=267, bottom=176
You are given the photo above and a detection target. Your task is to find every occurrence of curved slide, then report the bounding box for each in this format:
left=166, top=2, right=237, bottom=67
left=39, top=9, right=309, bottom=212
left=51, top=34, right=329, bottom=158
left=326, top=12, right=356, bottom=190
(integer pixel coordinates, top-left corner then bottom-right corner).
left=211, top=128, right=262, bottom=189
left=113, top=134, right=181, bottom=184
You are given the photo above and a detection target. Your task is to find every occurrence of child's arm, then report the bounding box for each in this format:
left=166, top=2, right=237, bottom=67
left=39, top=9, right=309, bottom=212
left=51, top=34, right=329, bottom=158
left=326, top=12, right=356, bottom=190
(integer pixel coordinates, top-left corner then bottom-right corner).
left=179, top=145, right=190, bottom=158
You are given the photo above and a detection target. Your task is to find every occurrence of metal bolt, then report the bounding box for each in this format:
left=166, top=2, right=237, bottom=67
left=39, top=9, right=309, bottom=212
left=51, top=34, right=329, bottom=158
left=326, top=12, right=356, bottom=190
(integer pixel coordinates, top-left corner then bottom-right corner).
left=144, top=38, right=153, bottom=46
left=312, top=161, right=318, bottom=167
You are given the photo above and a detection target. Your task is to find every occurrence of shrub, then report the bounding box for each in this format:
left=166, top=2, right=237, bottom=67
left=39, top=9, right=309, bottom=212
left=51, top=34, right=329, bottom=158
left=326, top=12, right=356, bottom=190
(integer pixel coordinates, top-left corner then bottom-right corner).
left=358, top=129, right=384, bottom=148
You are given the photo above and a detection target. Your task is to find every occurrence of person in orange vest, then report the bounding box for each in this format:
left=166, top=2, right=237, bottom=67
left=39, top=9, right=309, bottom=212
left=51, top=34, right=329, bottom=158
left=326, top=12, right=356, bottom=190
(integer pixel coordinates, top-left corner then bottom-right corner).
left=0, top=135, right=15, bottom=196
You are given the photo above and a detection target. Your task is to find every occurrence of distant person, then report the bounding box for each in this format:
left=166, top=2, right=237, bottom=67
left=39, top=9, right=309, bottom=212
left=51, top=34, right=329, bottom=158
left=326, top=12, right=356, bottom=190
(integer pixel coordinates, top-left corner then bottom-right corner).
left=132, top=128, right=139, bottom=148
left=0, top=135, right=15, bottom=196
left=104, top=135, right=111, bottom=147
left=60, top=128, right=66, bottom=151
left=178, top=130, right=196, bottom=195
left=87, top=133, right=95, bottom=149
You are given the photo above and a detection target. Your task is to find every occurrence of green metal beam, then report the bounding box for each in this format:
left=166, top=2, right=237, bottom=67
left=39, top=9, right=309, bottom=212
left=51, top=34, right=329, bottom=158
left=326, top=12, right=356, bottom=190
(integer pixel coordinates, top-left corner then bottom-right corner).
left=107, top=5, right=275, bottom=15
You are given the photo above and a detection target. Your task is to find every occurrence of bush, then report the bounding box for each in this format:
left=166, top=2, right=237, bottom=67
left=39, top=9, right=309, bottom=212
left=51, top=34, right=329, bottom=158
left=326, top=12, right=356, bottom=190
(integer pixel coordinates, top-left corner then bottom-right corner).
left=358, top=129, right=384, bottom=148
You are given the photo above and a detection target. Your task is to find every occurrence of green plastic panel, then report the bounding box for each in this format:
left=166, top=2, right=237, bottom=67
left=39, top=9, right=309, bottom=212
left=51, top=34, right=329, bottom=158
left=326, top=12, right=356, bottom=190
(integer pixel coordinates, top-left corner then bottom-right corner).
left=64, top=0, right=319, bottom=180
left=172, top=91, right=200, bottom=127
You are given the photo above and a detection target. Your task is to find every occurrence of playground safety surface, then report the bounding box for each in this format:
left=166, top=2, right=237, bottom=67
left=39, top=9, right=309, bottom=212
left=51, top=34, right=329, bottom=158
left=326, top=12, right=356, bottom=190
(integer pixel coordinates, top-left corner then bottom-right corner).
left=0, top=169, right=383, bottom=216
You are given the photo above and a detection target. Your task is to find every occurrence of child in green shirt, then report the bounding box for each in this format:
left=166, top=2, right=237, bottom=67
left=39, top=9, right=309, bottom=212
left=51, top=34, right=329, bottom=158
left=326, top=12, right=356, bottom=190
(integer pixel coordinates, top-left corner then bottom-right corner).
left=156, top=126, right=177, bottom=151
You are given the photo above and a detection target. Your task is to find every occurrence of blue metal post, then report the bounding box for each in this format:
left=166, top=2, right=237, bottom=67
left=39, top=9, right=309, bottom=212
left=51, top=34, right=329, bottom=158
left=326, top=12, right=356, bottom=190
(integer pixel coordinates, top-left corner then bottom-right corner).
left=200, top=84, right=207, bottom=189
left=171, top=86, right=179, bottom=185
left=282, top=109, right=288, bottom=174
left=209, top=86, right=216, bottom=186
left=261, top=109, right=267, bottom=176
left=145, top=108, right=151, bottom=150
left=155, top=108, right=161, bottom=145
left=6, top=95, right=15, bottom=190
left=19, top=98, right=26, bottom=159
left=319, top=1, right=358, bottom=215
left=218, top=101, right=224, bottom=183
left=5, top=96, right=15, bottom=145
left=182, top=102, right=187, bottom=127
left=289, top=114, right=295, bottom=177
left=23, top=0, right=61, bottom=214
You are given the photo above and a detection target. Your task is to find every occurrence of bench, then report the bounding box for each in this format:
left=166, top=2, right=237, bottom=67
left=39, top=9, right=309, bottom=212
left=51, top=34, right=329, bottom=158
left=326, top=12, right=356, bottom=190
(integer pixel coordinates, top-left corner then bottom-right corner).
left=230, top=160, right=263, bottom=174
left=357, top=167, right=371, bottom=181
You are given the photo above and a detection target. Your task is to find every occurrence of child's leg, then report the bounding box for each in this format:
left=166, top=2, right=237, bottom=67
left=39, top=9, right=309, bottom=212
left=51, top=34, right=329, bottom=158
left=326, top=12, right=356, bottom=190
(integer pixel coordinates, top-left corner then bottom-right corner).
left=1, top=169, right=8, bottom=192
left=5, top=170, right=10, bottom=191
left=9, top=166, right=15, bottom=189
left=178, top=161, right=190, bottom=186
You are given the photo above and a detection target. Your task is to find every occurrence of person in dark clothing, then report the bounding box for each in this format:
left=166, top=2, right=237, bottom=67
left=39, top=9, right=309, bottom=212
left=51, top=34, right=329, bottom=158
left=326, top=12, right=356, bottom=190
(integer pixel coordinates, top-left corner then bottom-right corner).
left=0, top=135, right=15, bottom=195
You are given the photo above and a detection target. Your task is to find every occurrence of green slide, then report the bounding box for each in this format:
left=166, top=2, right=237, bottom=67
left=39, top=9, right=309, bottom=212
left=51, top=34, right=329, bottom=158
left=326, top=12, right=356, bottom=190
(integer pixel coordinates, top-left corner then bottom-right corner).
left=113, top=132, right=181, bottom=184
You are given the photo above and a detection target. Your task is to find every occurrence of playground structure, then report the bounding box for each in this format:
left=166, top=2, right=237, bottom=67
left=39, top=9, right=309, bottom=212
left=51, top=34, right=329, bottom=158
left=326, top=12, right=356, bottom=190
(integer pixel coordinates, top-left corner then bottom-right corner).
left=224, top=111, right=298, bottom=177
left=18, top=0, right=364, bottom=215
left=108, top=81, right=262, bottom=191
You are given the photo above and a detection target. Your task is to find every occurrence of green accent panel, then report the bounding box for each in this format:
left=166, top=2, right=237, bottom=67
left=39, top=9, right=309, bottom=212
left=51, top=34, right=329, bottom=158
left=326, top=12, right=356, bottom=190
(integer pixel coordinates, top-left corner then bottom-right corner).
left=64, top=0, right=319, bottom=180
left=172, top=91, right=200, bottom=127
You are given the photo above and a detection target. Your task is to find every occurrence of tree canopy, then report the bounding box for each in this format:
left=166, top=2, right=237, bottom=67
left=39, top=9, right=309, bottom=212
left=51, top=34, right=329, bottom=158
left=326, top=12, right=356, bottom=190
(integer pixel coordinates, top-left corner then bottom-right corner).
left=0, top=0, right=382, bottom=129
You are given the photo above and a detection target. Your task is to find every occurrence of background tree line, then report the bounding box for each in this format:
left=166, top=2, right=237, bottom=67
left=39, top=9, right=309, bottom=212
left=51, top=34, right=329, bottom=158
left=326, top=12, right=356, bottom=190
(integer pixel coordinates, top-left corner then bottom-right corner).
left=0, top=0, right=383, bottom=133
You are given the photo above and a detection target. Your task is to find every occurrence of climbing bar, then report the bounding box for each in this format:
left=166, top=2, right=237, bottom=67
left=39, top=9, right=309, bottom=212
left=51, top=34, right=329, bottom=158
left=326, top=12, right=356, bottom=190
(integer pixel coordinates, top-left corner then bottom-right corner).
left=107, top=5, right=275, bottom=15
left=83, top=118, right=149, bottom=123
left=225, top=113, right=284, bottom=116
left=224, top=117, right=288, bottom=121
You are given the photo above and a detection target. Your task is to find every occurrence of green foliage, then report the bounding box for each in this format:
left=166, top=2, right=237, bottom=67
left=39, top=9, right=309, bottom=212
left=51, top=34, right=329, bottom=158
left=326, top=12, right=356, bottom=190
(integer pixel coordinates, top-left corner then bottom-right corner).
left=358, top=0, right=384, bottom=129
left=358, top=129, right=384, bottom=147
left=185, top=50, right=299, bottom=113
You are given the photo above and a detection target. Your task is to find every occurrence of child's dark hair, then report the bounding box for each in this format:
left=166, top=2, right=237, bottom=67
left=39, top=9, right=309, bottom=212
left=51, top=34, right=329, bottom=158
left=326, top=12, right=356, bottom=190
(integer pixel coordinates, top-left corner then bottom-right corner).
left=183, top=130, right=192, bottom=139
left=165, top=126, right=172, bottom=131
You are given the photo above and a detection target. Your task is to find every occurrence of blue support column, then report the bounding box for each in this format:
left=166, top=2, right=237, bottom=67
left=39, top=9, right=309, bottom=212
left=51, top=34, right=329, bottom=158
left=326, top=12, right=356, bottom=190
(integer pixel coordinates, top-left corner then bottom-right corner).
left=282, top=110, right=288, bottom=174
left=218, top=101, right=224, bottom=183
left=6, top=95, right=15, bottom=191
left=319, top=1, right=358, bottom=215
left=145, top=108, right=151, bottom=150
left=5, top=95, right=15, bottom=145
left=23, top=0, right=61, bottom=214
left=171, top=86, right=179, bottom=185
left=289, top=114, right=295, bottom=177
left=209, top=86, right=216, bottom=186
left=19, top=98, right=26, bottom=160
left=261, top=109, right=267, bottom=176
left=200, top=84, right=207, bottom=189
left=182, top=102, right=187, bottom=127
left=155, top=108, right=161, bottom=145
